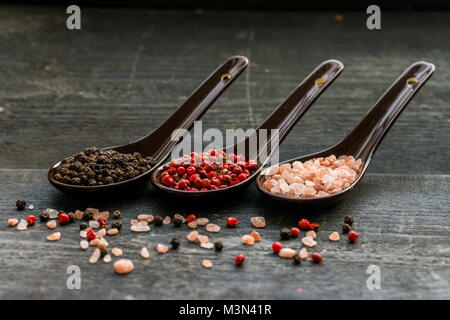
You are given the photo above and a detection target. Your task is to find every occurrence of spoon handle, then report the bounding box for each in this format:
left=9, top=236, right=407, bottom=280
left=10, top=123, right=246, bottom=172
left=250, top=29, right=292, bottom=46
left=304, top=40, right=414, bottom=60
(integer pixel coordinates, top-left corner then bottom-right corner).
left=249, top=60, right=344, bottom=162
left=115, top=56, right=248, bottom=158
left=342, top=61, right=435, bottom=160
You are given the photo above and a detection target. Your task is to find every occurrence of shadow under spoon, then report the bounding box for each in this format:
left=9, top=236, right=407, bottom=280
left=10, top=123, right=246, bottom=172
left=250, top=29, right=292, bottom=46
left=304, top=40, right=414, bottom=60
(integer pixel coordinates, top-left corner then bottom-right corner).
left=48, top=55, right=249, bottom=194
left=255, top=61, right=435, bottom=208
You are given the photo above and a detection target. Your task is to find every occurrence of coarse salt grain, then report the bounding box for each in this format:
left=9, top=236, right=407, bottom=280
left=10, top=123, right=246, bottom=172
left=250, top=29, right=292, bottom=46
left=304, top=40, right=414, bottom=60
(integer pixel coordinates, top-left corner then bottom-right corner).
left=305, top=230, right=317, bottom=239
left=89, top=248, right=101, bottom=264
left=141, top=247, right=150, bottom=259
left=112, top=248, right=123, bottom=257
left=329, top=231, right=340, bottom=242
left=90, top=239, right=100, bottom=246
left=250, top=216, right=266, bottom=228
left=174, top=214, right=186, bottom=224
left=8, top=218, right=19, bottom=227
left=197, top=234, right=209, bottom=244
left=205, top=223, right=220, bottom=233
left=80, top=240, right=89, bottom=250
left=79, top=230, right=87, bottom=238
left=93, top=211, right=109, bottom=221
left=242, top=234, right=255, bottom=246
left=202, top=259, right=213, bottom=269
left=28, top=205, right=34, bottom=210
left=107, top=228, right=119, bottom=236
left=43, top=208, right=58, bottom=219
left=89, top=220, right=100, bottom=229
left=279, top=248, right=297, bottom=259
left=200, top=242, right=214, bottom=249
left=196, top=218, right=209, bottom=226
left=96, top=228, right=106, bottom=238
left=299, top=248, right=308, bottom=260
left=163, top=216, right=171, bottom=224
left=17, top=219, right=28, bottom=231
left=187, top=231, right=198, bottom=242
left=130, top=219, right=139, bottom=226
left=103, top=254, right=112, bottom=263
left=188, top=221, right=198, bottom=229
left=97, top=238, right=108, bottom=249
left=114, top=259, right=134, bottom=274
left=130, top=225, right=150, bottom=232
left=47, top=220, right=57, bottom=230
left=47, top=232, right=61, bottom=241
left=74, top=210, right=84, bottom=220
left=156, top=244, right=168, bottom=254
left=302, top=236, right=317, bottom=248
left=250, top=230, right=261, bottom=242
left=138, top=214, right=153, bottom=223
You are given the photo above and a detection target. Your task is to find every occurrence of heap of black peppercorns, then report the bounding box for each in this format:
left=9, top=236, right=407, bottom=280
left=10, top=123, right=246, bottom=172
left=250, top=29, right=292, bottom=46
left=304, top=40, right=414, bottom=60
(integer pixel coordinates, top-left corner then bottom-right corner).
left=53, top=147, right=156, bottom=186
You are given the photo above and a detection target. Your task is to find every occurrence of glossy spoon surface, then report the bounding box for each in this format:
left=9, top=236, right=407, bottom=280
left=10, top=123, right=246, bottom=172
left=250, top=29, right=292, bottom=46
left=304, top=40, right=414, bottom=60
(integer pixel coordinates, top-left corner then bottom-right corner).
left=48, top=56, right=249, bottom=194
left=152, top=59, right=344, bottom=196
left=256, top=61, right=435, bottom=208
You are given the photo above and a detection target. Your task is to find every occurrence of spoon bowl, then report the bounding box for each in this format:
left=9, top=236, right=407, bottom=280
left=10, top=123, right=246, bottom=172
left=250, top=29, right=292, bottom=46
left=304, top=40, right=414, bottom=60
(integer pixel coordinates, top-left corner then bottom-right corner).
left=48, top=56, right=249, bottom=194
left=151, top=60, right=345, bottom=196
left=255, top=61, right=435, bottom=208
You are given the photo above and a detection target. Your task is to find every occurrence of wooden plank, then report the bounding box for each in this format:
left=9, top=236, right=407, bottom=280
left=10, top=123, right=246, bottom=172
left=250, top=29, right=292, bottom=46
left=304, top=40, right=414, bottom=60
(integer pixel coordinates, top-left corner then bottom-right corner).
left=0, top=169, right=448, bottom=299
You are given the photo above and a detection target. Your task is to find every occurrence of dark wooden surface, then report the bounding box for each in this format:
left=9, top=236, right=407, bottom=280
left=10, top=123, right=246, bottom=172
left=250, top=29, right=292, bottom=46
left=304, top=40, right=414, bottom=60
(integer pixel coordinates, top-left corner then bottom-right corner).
left=0, top=5, right=449, bottom=299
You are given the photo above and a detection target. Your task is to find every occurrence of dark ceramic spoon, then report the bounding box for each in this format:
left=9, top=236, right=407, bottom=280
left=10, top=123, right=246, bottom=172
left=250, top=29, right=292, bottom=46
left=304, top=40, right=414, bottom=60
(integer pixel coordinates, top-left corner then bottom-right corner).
left=255, top=61, right=435, bottom=208
left=152, top=59, right=344, bottom=196
left=48, top=56, right=249, bottom=194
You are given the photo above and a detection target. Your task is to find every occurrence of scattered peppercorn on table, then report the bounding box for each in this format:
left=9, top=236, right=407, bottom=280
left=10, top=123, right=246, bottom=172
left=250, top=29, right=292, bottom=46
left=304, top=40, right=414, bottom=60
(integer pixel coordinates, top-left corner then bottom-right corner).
left=0, top=6, right=449, bottom=300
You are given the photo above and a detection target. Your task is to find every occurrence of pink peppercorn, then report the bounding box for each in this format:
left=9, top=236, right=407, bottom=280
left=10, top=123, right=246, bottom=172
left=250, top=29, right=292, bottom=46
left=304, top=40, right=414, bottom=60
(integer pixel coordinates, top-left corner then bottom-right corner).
left=310, top=252, right=322, bottom=264
left=26, top=215, right=36, bottom=226
left=186, top=214, right=197, bottom=222
left=86, top=229, right=96, bottom=240
left=98, top=217, right=108, bottom=226
left=272, top=241, right=283, bottom=253
left=298, top=219, right=313, bottom=230
left=227, top=217, right=239, bottom=227
left=290, top=227, right=300, bottom=238
left=348, top=230, right=359, bottom=243
left=235, top=254, right=245, bottom=266
left=58, top=213, right=70, bottom=225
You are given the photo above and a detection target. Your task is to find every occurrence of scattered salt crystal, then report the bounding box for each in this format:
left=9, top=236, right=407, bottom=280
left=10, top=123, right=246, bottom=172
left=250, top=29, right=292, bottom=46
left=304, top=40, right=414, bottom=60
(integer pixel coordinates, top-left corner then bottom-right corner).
left=107, top=228, right=119, bottom=236
left=302, top=236, right=317, bottom=248
left=156, top=244, right=168, bottom=254
left=205, top=223, right=220, bottom=233
left=138, top=221, right=148, bottom=226
left=187, top=231, right=199, bottom=241
left=28, top=205, right=34, bottom=210
left=8, top=218, right=19, bottom=227
left=196, top=218, right=209, bottom=226
left=329, top=231, right=340, bottom=242
left=200, top=242, right=214, bottom=249
left=112, top=248, right=123, bottom=257
left=97, top=238, right=108, bottom=250
left=114, top=259, right=134, bottom=274
left=47, top=232, right=61, bottom=241
left=188, top=221, right=198, bottom=229
left=80, top=240, right=89, bottom=250
left=89, top=220, right=100, bottom=229
left=93, top=210, right=109, bottom=221
left=141, top=247, right=150, bottom=259
left=163, top=216, right=171, bottom=224
left=89, top=248, right=101, bottom=264
left=279, top=248, right=296, bottom=259
left=90, top=239, right=100, bottom=246
left=103, top=254, right=112, bottom=263
left=202, top=259, right=213, bottom=269
left=197, top=234, right=209, bottom=244
left=130, top=219, right=139, bottom=226
left=79, top=230, right=87, bottom=238
left=47, top=220, right=57, bottom=230
left=305, top=230, right=317, bottom=239
left=174, top=214, right=186, bottom=224
left=43, top=208, right=58, bottom=219
left=17, top=219, right=28, bottom=231
left=130, top=225, right=150, bottom=232
left=250, top=230, right=261, bottom=242
left=138, top=214, right=154, bottom=223
left=74, top=210, right=84, bottom=220
left=96, top=228, right=106, bottom=238
left=250, top=216, right=266, bottom=228
left=299, top=248, right=308, bottom=260
left=242, top=234, right=255, bottom=246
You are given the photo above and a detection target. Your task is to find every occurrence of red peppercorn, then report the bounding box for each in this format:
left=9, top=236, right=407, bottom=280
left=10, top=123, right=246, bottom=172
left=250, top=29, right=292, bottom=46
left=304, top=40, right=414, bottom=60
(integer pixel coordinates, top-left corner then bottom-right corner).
left=311, top=222, right=320, bottom=232
left=98, top=217, right=108, bottom=226
left=86, top=229, right=96, bottom=240
left=186, top=214, right=197, bottom=222
left=272, top=241, right=283, bottom=253
left=298, top=218, right=313, bottom=230
left=311, top=252, right=322, bottom=264
left=58, top=213, right=70, bottom=225
left=348, top=230, right=359, bottom=243
left=227, top=217, right=239, bottom=227
left=290, top=227, right=300, bottom=238
left=177, top=166, right=186, bottom=176
left=26, top=215, right=36, bottom=226
left=235, top=254, right=245, bottom=266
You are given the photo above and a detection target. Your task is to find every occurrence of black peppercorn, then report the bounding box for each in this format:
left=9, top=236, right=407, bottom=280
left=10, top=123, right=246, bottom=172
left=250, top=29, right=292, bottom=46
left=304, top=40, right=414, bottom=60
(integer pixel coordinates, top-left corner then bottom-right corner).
left=280, top=228, right=291, bottom=240
left=83, top=211, right=93, bottom=221
left=170, top=238, right=181, bottom=249
left=16, top=199, right=26, bottom=210
left=113, top=210, right=121, bottom=219
left=99, top=247, right=108, bottom=257
left=79, top=222, right=88, bottom=230
left=293, top=255, right=301, bottom=265
left=344, top=215, right=354, bottom=226
left=342, top=223, right=352, bottom=234
left=39, top=211, right=50, bottom=222
left=154, top=215, right=163, bottom=226
left=214, top=241, right=223, bottom=252
left=173, top=216, right=183, bottom=227
left=68, top=212, right=75, bottom=223
left=111, top=221, right=122, bottom=230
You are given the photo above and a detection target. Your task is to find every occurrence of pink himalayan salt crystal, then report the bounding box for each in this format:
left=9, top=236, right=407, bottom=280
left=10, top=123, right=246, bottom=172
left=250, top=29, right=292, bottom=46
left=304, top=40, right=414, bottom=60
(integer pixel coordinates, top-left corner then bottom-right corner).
left=74, top=210, right=84, bottom=220
left=163, top=216, right=171, bottom=224
left=196, top=218, right=209, bottom=226
left=187, top=231, right=199, bottom=242
left=17, top=219, right=28, bottom=231
left=103, top=254, right=112, bottom=263
left=242, top=234, right=255, bottom=246
left=262, top=155, right=362, bottom=198
left=89, top=220, right=100, bottom=229
left=202, top=259, right=213, bottom=269
left=174, top=214, right=186, bottom=224
left=156, top=244, right=168, bottom=254
left=107, top=228, right=119, bottom=236
left=93, top=211, right=109, bottom=221
left=80, top=240, right=89, bottom=250
left=250, top=230, right=261, bottom=242
left=205, top=223, right=220, bottom=233
left=141, top=247, right=150, bottom=259
left=89, top=248, right=101, bottom=264
left=97, top=238, right=108, bottom=250
left=8, top=218, right=19, bottom=227
left=299, top=248, right=308, bottom=260
left=329, top=231, right=340, bottom=242
left=114, top=259, right=134, bottom=274
left=96, top=228, right=107, bottom=238
left=200, top=242, right=214, bottom=250
left=130, top=225, right=150, bottom=232
left=302, top=236, right=317, bottom=248
left=197, top=234, right=209, bottom=244
left=188, top=221, right=198, bottom=229
left=305, top=230, right=317, bottom=239
left=130, top=219, right=139, bottom=226
left=90, top=239, right=100, bottom=246
left=80, top=230, right=87, bottom=238
left=47, top=232, right=61, bottom=241
left=138, top=214, right=154, bottom=223
left=279, top=248, right=297, bottom=259
left=250, top=216, right=266, bottom=228
left=112, top=247, right=123, bottom=257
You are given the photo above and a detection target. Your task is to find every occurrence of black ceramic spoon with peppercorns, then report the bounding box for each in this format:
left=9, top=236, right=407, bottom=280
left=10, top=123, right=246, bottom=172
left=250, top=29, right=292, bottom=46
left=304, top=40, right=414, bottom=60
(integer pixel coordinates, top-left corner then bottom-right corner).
left=151, top=59, right=344, bottom=196
left=255, top=61, right=435, bottom=208
left=48, top=56, right=249, bottom=194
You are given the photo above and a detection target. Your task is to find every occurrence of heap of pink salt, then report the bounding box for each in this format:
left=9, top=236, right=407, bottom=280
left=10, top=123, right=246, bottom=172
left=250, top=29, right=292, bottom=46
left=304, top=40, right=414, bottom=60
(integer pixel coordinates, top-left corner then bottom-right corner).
left=262, top=155, right=362, bottom=198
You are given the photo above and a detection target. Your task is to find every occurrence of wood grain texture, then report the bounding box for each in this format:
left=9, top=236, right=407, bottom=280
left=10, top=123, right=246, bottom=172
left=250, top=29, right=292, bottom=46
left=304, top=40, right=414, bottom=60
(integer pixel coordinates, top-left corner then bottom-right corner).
left=0, top=170, right=449, bottom=299
left=0, top=6, right=448, bottom=300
